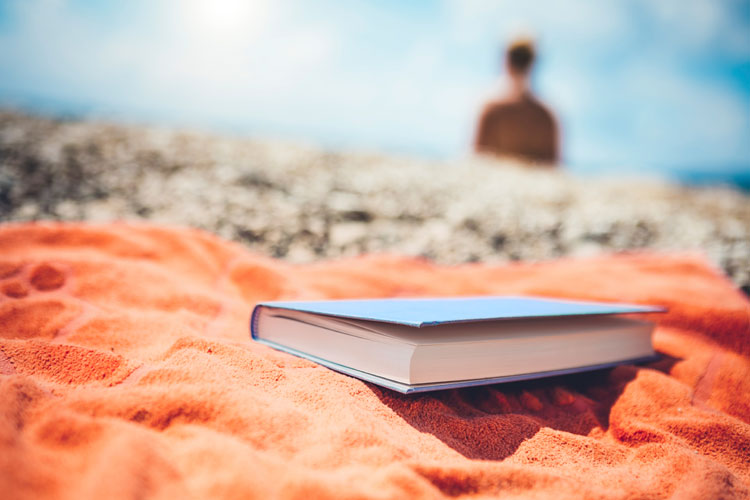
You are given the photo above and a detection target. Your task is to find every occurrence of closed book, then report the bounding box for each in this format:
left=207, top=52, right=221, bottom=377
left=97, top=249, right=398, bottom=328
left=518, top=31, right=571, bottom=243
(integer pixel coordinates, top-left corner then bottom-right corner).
left=250, top=296, right=664, bottom=393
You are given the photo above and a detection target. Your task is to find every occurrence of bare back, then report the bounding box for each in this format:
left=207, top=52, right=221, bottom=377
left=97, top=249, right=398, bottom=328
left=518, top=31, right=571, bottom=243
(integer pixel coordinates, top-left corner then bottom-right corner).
left=474, top=94, right=559, bottom=164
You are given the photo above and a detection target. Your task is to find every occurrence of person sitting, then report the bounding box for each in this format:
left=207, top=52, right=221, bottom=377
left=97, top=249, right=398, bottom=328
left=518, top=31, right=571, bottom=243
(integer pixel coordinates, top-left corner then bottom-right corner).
left=474, top=37, right=560, bottom=165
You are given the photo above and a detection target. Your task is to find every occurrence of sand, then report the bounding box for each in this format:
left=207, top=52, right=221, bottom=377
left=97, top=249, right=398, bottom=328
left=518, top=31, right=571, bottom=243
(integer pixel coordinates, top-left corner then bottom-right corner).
left=1, top=222, right=749, bottom=499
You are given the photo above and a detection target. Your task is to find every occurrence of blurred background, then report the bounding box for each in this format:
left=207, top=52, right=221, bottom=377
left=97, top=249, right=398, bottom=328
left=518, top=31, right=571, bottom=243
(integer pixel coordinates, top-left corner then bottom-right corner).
left=0, top=0, right=748, bottom=187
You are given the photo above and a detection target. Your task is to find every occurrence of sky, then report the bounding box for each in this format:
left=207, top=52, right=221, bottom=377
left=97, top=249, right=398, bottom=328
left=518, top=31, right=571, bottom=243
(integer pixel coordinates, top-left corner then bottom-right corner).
left=0, top=0, right=748, bottom=178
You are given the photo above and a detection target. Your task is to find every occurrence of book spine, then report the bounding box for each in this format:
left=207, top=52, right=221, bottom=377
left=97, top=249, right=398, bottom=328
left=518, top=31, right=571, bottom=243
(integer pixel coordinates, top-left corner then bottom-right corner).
left=249, top=305, right=265, bottom=339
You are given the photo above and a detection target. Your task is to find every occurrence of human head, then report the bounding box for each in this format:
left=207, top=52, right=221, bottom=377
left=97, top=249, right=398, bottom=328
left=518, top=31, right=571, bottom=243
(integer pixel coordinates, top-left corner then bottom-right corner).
left=505, top=37, right=536, bottom=77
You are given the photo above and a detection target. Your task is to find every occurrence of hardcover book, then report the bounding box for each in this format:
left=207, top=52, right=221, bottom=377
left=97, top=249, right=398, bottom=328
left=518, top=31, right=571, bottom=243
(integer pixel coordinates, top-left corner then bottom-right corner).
left=250, top=296, right=664, bottom=393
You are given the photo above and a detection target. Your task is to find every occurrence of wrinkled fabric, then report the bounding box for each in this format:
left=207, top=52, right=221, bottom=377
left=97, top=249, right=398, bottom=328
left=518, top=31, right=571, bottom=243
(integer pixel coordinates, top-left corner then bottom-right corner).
left=1, top=222, right=748, bottom=499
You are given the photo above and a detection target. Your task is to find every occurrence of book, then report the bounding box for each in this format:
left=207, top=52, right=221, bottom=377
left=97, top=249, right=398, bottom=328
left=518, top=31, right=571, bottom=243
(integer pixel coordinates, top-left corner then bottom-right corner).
left=250, top=296, right=665, bottom=394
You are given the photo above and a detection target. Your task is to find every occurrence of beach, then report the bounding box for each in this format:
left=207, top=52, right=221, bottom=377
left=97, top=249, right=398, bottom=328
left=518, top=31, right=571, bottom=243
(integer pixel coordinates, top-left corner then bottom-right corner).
left=2, top=110, right=748, bottom=290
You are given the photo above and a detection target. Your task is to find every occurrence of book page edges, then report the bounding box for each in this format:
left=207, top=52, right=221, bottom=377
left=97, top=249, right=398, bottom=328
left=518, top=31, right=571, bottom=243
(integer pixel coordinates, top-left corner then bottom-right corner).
left=252, top=337, right=659, bottom=394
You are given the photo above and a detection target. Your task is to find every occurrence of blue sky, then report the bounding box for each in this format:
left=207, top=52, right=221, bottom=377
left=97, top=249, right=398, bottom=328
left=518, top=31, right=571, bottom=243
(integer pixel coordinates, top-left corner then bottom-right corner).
left=1, top=0, right=748, bottom=176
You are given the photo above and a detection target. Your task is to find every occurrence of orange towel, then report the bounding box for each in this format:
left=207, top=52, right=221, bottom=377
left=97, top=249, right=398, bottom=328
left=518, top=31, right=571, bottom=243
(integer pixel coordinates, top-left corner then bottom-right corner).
left=1, top=222, right=748, bottom=499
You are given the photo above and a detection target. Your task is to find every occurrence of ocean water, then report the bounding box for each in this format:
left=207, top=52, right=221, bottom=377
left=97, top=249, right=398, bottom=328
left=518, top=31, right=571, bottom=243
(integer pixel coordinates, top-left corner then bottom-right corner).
left=675, top=168, right=750, bottom=192
left=569, top=162, right=750, bottom=193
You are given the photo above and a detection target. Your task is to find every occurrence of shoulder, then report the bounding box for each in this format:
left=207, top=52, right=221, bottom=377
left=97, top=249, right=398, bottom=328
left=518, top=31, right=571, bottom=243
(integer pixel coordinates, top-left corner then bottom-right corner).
left=526, top=96, right=557, bottom=124
left=479, top=99, right=514, bottom=119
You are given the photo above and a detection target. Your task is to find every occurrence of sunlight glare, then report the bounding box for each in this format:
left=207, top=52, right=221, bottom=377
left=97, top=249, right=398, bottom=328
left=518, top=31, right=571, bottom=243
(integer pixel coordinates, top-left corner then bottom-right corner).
left=184, top=0, right=270, bottom=44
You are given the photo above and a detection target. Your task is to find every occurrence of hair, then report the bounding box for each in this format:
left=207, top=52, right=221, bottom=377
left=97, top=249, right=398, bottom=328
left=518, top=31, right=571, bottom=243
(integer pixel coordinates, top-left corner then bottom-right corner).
left=506, top=38, right=535, bottom=73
